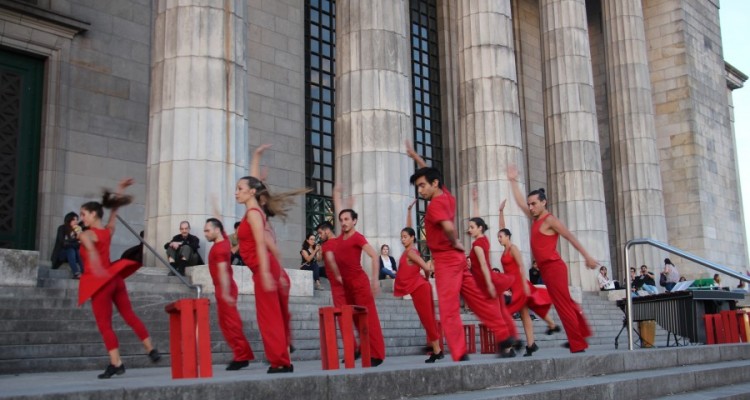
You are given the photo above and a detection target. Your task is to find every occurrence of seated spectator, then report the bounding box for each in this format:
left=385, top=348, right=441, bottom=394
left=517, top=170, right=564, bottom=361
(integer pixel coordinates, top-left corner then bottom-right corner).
left=633, top=264, right=658, bottom=296
left=679, top=276, right=687, bottom=282
left=300, top=233, right=322, bottom=290
left=120, top=230, right=144, bottom=264
left=662, top=258, right=680, bottom=291
left=379, top=244, right=397, bottom=280
left=164, top=221, right=203, bottom=276
left=50, top=212, right=83, bottom=279
left=229, top=222, right=244, bottom=265
left=597, top=266, right=621, bottom=290
left=529, top=260, right=543, bottom=285
left=629, top=267, right=637, bottom=295
left=737, top=281, right=749, bottom=293
left=713, top=273, right=721, bottom=287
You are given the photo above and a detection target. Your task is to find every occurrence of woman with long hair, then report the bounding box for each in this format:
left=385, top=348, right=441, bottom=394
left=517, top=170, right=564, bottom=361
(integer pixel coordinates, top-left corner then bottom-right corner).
left=77, top=178, right=160, bottom=379
left=497, top=200, right=559, bottom=357
left=51, top=212, right=83, bottom=278
left=394, top=199, right=443, bottom=363
left=300, top=234, right=323, bottom=290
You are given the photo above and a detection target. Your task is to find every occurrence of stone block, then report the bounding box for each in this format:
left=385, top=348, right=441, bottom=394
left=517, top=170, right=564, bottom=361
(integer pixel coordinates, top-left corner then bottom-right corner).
left=0, top=249, right=40, bottom=287
left=188, top=265, right=313, bottom=297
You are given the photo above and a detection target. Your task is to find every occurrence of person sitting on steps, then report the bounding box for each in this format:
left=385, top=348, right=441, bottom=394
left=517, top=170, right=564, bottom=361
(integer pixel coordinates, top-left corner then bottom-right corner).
left=164, top=221, right=203, bottom=276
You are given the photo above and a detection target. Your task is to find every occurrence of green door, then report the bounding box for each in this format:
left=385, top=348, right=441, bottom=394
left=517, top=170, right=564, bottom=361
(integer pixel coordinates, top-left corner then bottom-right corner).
left=0, top=48, right=43, bottom=250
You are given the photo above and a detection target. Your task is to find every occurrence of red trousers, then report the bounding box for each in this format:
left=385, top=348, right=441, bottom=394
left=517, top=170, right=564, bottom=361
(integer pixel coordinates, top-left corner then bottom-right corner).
left=539, top=259, right=591, bottom=352
left=434, top=260, right=511, bottom=360
left=491, top=273, right=518, bottom=340
left=250, top=255, right=292, bottom=368
left=328, top=270, right=347, bottom=308
left=409, top=281, right=441, bottom=342
left=343, top=271, right=386, bottom=360
left=91, top=276, right=149, bottom=351
left=215, top=290, right=254, bottom=362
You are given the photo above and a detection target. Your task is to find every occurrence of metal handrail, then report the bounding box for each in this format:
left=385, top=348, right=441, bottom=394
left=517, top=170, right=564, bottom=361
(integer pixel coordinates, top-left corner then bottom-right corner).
left=623, top=238, right=748, bottom=350
left=116, top=215, right=202, bottom=298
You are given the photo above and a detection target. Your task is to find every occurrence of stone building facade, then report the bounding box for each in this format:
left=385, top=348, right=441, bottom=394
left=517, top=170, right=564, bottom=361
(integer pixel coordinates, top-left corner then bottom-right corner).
left=0, top=0, right=746, bottom=290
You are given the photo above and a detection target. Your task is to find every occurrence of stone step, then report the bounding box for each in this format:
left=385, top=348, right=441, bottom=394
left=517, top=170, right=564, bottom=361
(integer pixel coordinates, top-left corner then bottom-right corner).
left=653, top=381, right=750, bottom=400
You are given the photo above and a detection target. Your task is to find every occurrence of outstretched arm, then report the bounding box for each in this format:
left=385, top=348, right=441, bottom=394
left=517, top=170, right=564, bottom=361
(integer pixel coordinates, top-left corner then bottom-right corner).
left=405, top=140, right=428, bottom=169
left=507, top=165, right=531, bottom=219
left=105, top=178, right=134, bottom=234
left=498, top=199, right=507, bottom=229
left=250, top=144, right=272, bottom=178
left=406, top=199, right=417, bottom=228
left=471, top=186, right=479, bottom=219
left=546, top=216, right=598, bottom=269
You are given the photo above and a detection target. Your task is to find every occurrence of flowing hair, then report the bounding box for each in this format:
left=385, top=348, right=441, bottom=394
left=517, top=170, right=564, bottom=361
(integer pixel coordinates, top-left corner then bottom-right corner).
left=239, top=176, right=311, bottom=220
left=81, top=190, right=133, bottom=219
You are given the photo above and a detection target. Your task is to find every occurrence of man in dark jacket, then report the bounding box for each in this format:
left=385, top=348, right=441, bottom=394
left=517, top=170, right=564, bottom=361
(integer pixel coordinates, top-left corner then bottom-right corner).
left=165, top=221, right=203, bottom=276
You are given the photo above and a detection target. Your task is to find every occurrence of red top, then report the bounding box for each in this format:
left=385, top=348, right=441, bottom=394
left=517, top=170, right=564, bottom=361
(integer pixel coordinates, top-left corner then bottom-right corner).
left=321, top=237, right=339, bottom=274
left=334, top=231, right=368, bottom=279
left=424, top=188, right=464, bottom=265
left=78, top=227, right=140, bottom=305
left=469, top=236, right=492, bottom=286
left=501, top=249, right=525, bottom=296
left=530, top=213, right=561, bottom=265
left=208, top=234, right=236, bottom=297
left=394, top=247, right=429, bottom=296
left=237, top=208, right=266, bottom=270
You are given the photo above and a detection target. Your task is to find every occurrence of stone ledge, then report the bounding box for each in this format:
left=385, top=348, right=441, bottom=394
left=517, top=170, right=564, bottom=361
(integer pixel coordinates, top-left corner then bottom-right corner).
left=187, top=265, right=314, bottom=297
left=0, top=249, right=39, bottom=287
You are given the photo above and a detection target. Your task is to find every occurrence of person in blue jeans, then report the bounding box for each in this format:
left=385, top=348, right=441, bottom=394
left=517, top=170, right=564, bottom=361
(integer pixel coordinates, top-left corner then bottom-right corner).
left=51, top=212, right=83, bottom=278
left=379, top=244, right=397, bottom=280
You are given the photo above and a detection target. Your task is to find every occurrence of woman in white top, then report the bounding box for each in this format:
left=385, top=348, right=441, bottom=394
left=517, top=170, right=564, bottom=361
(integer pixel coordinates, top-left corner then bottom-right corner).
left=379, top=244, right=397, bottom=279
left=597, top=266, right=620, bottom=290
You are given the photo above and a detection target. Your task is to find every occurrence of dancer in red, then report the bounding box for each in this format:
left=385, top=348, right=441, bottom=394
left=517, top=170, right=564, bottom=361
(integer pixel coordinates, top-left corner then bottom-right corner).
left=407, top=142, right=514, bottom=361
left=235, top=174, right=298, bottom=373
left=77, top=178, right=160, bottom=379
left=203, top=218, right=255, bottom=370
left=316, top=222, right=347, bottom=307
left=497, top=200, right=560, bottom=357
left=334, top=207, right=387, bottom=365
left=395, top=199, right=443, bottom=363
left=508, top=166, right=598, bottom=353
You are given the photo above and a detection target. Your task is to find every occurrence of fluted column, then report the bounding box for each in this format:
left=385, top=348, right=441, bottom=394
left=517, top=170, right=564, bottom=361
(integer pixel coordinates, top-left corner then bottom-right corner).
left=456, top=0, right=528, bottom=262
left=540, top=0, right=611, bottom=290
left=146, top=0, right=248, bottom=266
left=603, top=0, right=668, bottom=274
left=335, top=0, right=414, bottom=256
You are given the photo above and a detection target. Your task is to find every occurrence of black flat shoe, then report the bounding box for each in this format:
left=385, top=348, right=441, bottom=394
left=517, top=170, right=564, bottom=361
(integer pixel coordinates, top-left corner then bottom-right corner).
left=370, top=358, right=383, bottom=367
left=512, top=340, right=523, bottom=351
left=523, top=342, right=539, bottom=357
left=267, top=364, right=294, bottom=374
left=546, top=326, right=561, bottom=335
left=289, top=345, right=296, bottom=354
left=226, top=360, right=250, bottom=371
left=148, top=349, right=161, bottom=363
left=424, top=351, right=444, bottom=363
left=561, top=342, right=570, bottom=349
left=497, top=337, right=516, bottom=352
left=499, top=348, right=516, bottom=358
left=341, top=349, right=361, bottom=364
left=458, top=354, right=470, bottom=362
left=98, top=363, right=125, bottom=379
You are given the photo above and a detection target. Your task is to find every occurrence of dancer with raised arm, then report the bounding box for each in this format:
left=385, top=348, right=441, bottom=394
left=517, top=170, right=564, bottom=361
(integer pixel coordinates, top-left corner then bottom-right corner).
left=395, top=199, right=443, bottom=363
left=497, top=199, right=560, bottom=357
left=507, top=165, right=597, bottom=353
left=77, top=178, right=160, bottom=379
left=203, top=217, right=255, bottom=370
left=467, top=188, right=519, bottom=356
left=406, top=141, right=514, bottom=361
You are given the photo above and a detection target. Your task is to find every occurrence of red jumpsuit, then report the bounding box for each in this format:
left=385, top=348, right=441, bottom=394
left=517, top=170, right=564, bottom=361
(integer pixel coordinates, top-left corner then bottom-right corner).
left=530, top=213, right=591, bottom=352
left=394, top=247, right=440, bottom=343
left=502, top=250, right=552, bottom=318
left=79, top=227, right=148, bottom=351
left=238, top=208, right=292, bottom=368
left=334, top=231, right=386, bottom=360
left=208, top=234, right=254, bottom=362
left=425, top=189, right=512, bottom=360
left=469, top=236, right=517, bottom=340
left=321, top=237, right=347, bottom=307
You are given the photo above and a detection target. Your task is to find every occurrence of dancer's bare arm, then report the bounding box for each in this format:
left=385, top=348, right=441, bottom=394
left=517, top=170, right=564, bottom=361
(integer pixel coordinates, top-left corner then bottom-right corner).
left=406, top=249, right=431, bottom=275
left=324, top=251, right=342, bottom=284
left=105, top=178, right=134, bottom=234
left=546, top=216, right=598, bottom=269
left=406, top=199, right=417, bottom=228
left=362, top=243, right=381, bottom=295
left=498, top=199, right=507, bottom=229
left=507, top=166, right=531, bottom=219
left=250, top=144, right=272, bottom=178
left=440, top=220, right=464, bottom=252
left=405, top=140, right=428, bottom=168
left=510, top=244, right=530, bottom=295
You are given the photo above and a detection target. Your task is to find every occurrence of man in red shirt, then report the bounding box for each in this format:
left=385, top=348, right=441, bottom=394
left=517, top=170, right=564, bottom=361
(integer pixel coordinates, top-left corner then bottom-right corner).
left=316, top=221, right=347, bottom=307
left=407, top=144, right=515, bottom=361
left=334, top=209, right=386, bottom=366
left=203, top=218, right=255, bottom=370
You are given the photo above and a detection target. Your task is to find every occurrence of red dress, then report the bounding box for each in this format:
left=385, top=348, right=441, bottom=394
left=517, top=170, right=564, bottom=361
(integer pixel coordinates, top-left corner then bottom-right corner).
left=501, top=249, right=551, bottom=318
left=78, top=227, right=140, bottom=306
left=393, top=247, right=440, bottom=342
left=394, top=247, right=429, bottom=297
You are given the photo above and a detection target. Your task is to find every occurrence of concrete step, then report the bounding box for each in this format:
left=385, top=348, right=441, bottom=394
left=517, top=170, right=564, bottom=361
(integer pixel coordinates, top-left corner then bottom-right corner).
left=654, top=382, right=750, bottom=400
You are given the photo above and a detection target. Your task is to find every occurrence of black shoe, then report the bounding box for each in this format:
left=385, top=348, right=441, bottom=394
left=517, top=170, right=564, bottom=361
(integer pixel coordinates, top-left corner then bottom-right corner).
left=147, top=349, right=161, bottom=363
left=546, top=326, right=561, bottom=335
left=424, top=351, right=444, bottom=363
left=499, top=348, right=516, bottom=358
left=341, top=349, right=361, bottom=364
left=497, top=337, right=516, bottom=352
left=289, top=345, right=296, bottom=354
left=267, top=364, right=294, bottom=374
left=458, top=354, right=470, bottom=362
left=530, top=314, right=538, bottom=320
left=370, top=358, right=383, bottom=367
left=512, top=313, right=521, bottom=320
left=226, top=360, right=250, bottom=371
left=98, top=363, right=125, bottom=379
left=523, top=343, right=539, bottom=357
left=512, top=340, right=523, bottom=351
left=561, top=342, right=570, bottom=349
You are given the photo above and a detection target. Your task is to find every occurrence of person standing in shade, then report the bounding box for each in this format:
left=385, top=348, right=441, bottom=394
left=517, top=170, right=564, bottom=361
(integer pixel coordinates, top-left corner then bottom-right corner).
left=528, top=260, right=542, bottom=285
left=77, top=178, right=160, bottom=379
left=203, top=218, right=255, bottom=371
left=406, top=141, right=514, bottom=361
left=508, top=165, right=598, bottom=353
left=395, top=199, right=443, bottom=363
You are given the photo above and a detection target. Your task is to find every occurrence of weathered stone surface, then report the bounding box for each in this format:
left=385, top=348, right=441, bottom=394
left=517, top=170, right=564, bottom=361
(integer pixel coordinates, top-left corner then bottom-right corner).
left=0, top=250, right=39, bottom=287
left=187, top=265, right=314, bottom=297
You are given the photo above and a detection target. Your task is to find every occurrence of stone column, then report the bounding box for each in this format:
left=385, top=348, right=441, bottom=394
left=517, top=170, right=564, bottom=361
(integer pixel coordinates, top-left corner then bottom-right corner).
left=146, top=0, right=248, bottom=266
left=603, top=0, right=668, bottom=274
left=335, top=0, right=414, bottom=256
left=456, top=0, right=528, bottom=262
left=539, top=0, right=611, bottom=290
